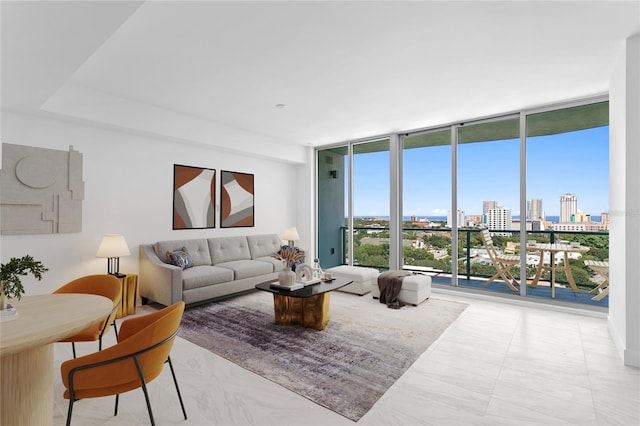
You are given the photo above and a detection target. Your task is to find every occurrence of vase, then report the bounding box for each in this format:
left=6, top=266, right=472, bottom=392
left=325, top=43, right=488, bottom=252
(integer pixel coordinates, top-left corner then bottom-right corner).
left=278, top=266, right=296, bottom=287
left=0, top=286, right=7, bottom=310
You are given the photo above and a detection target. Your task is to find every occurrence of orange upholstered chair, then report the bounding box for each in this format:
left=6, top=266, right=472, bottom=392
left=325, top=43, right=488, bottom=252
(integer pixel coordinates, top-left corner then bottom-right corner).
left=54, top=274, right=122, bottom=358
left=61, top=301, right=187, bottom=426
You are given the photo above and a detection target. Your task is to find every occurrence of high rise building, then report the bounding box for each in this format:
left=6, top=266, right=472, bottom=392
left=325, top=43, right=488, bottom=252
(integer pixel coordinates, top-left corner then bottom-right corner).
left=447, top=210, right=465, bottom=228
left=560, top=193, right=578, bottom=223
left=483, top=200, right=497, bottom=215
left=527, top=199, right=544, bottom=221
left=486, top=207, right=512, bottom=231
left=573, top=212, right=591, bottom=222
left=466, top=214, right=483, bottom=227
left=601, top=212, right=610, bottom=226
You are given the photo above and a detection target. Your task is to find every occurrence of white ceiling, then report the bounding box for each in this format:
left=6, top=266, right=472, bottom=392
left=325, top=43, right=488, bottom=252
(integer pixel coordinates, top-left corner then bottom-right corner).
left=2, top=1, right=639, bottom=161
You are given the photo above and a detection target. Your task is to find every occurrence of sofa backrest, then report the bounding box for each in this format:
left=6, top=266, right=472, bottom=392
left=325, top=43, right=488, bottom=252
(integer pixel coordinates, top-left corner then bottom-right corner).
left=208, top=236, right=251, bottom=264
left=247, top=234, right=282, bottom=259
left=154, top=239, right=212, bottom=266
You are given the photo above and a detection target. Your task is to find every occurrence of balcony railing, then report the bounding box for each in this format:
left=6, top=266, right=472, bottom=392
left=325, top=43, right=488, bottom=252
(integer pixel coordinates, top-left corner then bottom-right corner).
left=339, top=226, right=609, bottom=308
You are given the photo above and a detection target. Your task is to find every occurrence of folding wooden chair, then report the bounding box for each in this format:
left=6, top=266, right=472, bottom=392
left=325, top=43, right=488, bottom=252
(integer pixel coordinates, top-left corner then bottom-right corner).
left=480, top=230, right=520, bottom=291
left=584, top=260, right=609, bottom=301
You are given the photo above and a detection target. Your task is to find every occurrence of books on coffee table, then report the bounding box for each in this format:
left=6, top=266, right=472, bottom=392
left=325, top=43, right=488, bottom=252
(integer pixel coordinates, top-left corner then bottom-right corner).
left=270, top=282, right=304, bottom=291
left=269, top=278, right=322, bottom=291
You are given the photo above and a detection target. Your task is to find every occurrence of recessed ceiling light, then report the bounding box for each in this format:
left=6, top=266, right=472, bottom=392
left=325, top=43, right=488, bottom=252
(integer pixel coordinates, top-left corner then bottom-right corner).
left=275, top=104, right=286, bottom=109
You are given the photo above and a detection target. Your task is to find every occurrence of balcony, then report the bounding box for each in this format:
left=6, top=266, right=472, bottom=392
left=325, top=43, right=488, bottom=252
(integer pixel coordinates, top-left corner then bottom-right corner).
left=339, top=226, right=609, bottom=310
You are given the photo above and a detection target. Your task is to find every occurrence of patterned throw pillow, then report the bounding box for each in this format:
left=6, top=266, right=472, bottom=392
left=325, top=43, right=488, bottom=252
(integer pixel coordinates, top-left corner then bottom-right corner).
left=166, top=247, right=193, bottom=269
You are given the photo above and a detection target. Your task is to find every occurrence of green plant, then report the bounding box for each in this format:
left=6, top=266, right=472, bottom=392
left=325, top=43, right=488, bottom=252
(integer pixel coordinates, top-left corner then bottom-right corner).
left=1, top=255, right=48, bottom=300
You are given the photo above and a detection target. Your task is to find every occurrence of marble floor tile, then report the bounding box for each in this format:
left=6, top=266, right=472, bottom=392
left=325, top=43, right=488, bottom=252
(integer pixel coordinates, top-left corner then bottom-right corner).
left=51, top=291, right=639, bottom=426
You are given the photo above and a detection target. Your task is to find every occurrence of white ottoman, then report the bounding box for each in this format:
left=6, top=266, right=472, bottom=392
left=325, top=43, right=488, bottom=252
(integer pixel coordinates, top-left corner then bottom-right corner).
left=326, top=265, right=380, bottom=296
left=371, top=273, right=431, bottom=306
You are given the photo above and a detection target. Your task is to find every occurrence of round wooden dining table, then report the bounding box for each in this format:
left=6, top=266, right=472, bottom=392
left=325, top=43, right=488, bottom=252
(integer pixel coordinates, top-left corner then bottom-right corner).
left=1, top=293, right=112, bottom=426
left=526, top=243, right=590, bottom=298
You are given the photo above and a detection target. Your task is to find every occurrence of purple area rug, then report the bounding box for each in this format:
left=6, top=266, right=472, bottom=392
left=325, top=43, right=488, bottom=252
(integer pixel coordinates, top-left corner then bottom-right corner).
left=178, top=291, right=468, bottom=421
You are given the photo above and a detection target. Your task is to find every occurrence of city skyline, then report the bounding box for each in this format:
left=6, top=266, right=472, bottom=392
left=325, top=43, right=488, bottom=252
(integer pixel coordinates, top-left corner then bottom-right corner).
left=351, top=126, right=609, bottom=218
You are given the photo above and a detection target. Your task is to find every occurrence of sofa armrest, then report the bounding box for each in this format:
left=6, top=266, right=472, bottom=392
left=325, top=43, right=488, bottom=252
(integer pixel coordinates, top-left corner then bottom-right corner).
left=139, top=244, right=183, bottom=306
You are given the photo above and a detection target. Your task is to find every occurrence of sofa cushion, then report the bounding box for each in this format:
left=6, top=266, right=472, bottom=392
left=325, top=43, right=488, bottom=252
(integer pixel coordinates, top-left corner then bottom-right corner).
left=216, top=260, right=273, bottom=280
left=254, top=256, right=284, bottom=272
left=182, top=266, right=234, bottom=291
left=208, top=236, right=251, bottom=264
left=154, top=239, right=212, bottom=266
left=166, top=247, right=193, bottom=269
left=247, top=234, right=282, bottom=259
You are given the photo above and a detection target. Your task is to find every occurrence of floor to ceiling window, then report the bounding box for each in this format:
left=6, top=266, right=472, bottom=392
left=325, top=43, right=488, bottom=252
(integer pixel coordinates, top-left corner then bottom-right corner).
left=401, top=128, right=451, bottom=274
left=351, top=139, right=390, bottom=269
left=524, top=101, right=610, bottom=304
left=317, top=98, right=609, bottom=308
left=456, top=116, right=521, bottom=294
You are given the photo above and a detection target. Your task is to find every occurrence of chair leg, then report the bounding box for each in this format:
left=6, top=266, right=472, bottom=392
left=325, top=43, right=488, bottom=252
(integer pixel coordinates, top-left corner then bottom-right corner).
left=483, top=272, right=500, bottom=287
left=114, top=394, right=119, bottom=416
left=589, top=279, right=609, bottom=294
left=71, top=342, right=77, bottom=359
left=112, top=320, right=119, bottom=339
left=593, top=286, right=609, bottom=301
left=496, top=261, right=519, bottom=290
left=167, top=356, right=188, bottom=420
left=134, top=357, right=155, bottom=426
left=66, top=399, right=75, bottom=426
left=498, top=268, right=519, bottom=291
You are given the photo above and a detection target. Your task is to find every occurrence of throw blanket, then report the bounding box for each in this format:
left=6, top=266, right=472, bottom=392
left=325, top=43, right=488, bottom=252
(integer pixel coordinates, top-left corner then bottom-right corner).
left=378, top=270, right=412, bottom=309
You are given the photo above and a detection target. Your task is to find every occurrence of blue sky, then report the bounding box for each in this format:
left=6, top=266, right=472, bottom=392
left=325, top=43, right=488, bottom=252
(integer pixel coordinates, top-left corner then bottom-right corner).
left=351, top=126, right=609, bottom=218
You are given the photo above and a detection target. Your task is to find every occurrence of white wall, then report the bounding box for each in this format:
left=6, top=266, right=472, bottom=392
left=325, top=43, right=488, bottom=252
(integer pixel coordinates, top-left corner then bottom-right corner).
left=608, top=33, right=640, bottom=367
left=0, top=111, right=300, bottom=295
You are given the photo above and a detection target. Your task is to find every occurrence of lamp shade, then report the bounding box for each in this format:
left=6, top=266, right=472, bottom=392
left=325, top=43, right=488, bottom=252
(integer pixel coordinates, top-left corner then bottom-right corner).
left=96, top=234, right=131, bottom=258
left=281, top=227, right=300, bottom=242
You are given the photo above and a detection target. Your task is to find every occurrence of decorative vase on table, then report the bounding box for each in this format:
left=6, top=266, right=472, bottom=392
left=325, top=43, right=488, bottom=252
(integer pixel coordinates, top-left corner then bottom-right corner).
left=278, top=266, right=297, bottom=287
left=0, top=287, right=7, bottom=311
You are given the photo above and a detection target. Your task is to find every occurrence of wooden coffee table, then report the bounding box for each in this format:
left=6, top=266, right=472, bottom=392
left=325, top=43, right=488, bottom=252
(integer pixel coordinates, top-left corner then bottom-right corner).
left=255, top=278, right=352, bottom=330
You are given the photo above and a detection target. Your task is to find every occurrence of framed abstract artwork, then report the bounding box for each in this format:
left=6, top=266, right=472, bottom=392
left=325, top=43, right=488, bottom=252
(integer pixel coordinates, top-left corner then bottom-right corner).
left=173, top=164, right=216, bottom=229
left=220, top=170, right=254, bottom=227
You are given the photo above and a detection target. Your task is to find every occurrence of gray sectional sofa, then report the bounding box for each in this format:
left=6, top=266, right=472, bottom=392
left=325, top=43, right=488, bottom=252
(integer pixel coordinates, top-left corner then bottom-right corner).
left=139, top=234, right=284, bottom=306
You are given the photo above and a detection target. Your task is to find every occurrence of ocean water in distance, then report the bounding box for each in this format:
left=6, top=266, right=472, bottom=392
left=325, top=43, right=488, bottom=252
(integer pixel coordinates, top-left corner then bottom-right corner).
left=354, top=215, right=601, bottom=224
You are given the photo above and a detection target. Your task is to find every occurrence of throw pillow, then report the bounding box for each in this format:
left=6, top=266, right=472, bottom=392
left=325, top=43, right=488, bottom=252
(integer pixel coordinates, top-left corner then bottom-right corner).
left=166, top=247, right=193, bottom=269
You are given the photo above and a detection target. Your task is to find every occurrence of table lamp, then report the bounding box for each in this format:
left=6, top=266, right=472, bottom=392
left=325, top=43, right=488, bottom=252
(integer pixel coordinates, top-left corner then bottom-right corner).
left=96, top=234, right=131, bottom=278
left=282, top=227, right=300, bottom=247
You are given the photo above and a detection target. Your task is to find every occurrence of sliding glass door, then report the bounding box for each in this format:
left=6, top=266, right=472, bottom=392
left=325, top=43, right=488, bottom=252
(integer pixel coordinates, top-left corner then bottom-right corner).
left=456, top=116, right=521, bottom=292
left=352, top=139, right=390, bottom=269
left=316, top=139, right=390, bottom=270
